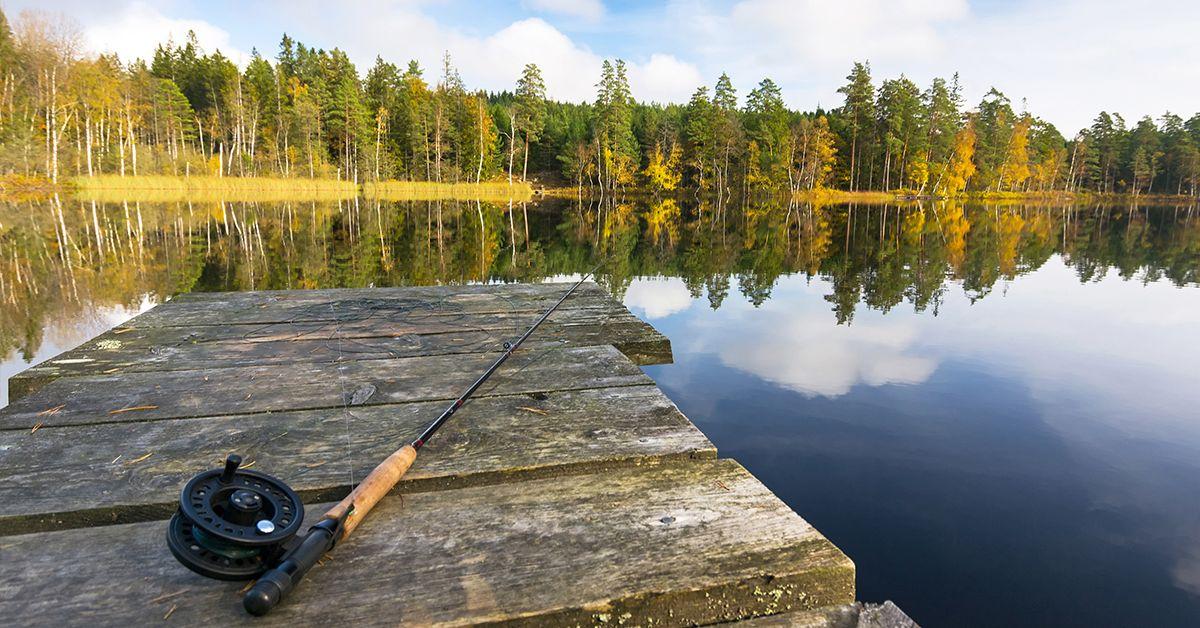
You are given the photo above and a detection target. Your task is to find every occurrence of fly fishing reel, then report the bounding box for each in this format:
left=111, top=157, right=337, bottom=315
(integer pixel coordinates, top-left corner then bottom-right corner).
left=167, top=454, right=305, bottom=580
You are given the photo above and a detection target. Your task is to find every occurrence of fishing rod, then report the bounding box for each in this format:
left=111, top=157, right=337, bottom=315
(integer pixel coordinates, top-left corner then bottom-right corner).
left=166, top=267, right=602, bottom=616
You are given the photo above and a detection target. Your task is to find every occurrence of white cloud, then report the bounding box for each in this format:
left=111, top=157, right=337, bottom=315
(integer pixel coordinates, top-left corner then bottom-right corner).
left=723, top=0, right=967, bottom=66
left=82, top=1, right=248, bottom=65
left=941, top=0, right=1200, bottom=132
left=671, top=0, right=1200, bottom=133
left=27, top=0, right=1200, bottom=132
left=524, top=0, right=605, bottom=22
left=466, top=23, right=700, bottom=103
left=474, top=18, right=605, bottom=103
left=627, top=54, right=706, bottom=104
left=670, top=0, right=968, bottom=100
left=624, top=277, right=696, bottom=319
left=275, top=2, right=703, bottom=105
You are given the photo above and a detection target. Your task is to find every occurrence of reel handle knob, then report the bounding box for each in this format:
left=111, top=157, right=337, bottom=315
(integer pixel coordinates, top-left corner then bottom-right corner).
left=220, top=454, right=242, bottom=484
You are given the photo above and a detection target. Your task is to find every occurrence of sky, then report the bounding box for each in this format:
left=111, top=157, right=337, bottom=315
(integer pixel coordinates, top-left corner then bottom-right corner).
left=5, top=0, right=1199, bottom=134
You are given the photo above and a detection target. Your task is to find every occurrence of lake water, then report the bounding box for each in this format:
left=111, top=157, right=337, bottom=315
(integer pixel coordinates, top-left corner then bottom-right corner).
left=2, top=196, right=1198, bottom=626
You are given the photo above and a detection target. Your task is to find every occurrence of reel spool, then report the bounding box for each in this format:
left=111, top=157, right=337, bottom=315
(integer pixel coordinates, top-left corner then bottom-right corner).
left=167, top=454, right=305, bottom=580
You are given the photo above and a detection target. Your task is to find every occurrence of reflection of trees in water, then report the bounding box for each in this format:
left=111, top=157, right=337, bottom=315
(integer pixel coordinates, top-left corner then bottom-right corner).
left=2, top=197, right=1198, bottom=357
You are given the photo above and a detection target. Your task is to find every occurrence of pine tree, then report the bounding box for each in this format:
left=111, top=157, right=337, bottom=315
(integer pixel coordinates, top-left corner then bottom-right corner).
left=364, top=56, right=401, bottom=179
left=744, top=78, right=788, bottom=187
left=515, top=63, right=546, bottom=181
left=876, top=75, right=921, bottom=190
left=921, top=75, right=962, bottom=188
left=594, top=59, right=637, bottom=189
left=837, top=61, right=875, bottom=190
left=684, top=86, right=714, bottom=187
left=974, top=87, right=1015, bottom=190
left=1127, top=116, right=1162, bottom=195
left=712, top=72, right=741, bottom=193
left=396, top=60, right=430, bottom=180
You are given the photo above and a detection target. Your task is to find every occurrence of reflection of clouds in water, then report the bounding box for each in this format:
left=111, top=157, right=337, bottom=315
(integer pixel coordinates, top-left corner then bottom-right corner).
left=709, top=307, right=936, bottom=397
left=679, top=281, right=937, bottom=397
left=1174, top=535, right=1200, bottom=596
left=624, top=277, right=695, bottom=319
left=930, top=258, right=1200, bottom=447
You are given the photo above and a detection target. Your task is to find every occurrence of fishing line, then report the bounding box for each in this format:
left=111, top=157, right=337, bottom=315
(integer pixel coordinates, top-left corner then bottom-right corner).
left=330, top=301, right=356, bottom=488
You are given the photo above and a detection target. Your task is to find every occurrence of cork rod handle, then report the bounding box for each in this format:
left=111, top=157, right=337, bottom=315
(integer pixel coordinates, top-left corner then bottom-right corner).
left=323, top=444, right=417, bottom=538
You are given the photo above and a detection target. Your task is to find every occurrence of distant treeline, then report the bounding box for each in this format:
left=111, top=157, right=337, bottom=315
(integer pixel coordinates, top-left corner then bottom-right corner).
left=2, top=8, right=1198, bottom=197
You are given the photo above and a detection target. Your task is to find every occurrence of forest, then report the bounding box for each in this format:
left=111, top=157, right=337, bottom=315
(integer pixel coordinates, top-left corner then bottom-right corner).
left=2, top=8, right=1199, bottom=198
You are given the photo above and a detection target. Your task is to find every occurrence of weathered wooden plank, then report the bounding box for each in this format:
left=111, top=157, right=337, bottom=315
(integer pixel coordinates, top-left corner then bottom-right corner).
left=0, top=460, right=855, bottom=626
left=0, top=385, right=714, bottom=534
left=731, top=602, right=917, bottom=627
left=135, top=282, right=616, bottom=328
left=8, top=314, right=670, bottom=402
left=8, top=282, right=669, bottom=402
left=0, top=345, right=649, bottom=430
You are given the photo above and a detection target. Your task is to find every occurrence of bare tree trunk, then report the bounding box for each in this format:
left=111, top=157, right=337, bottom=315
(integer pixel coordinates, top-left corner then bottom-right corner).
left=82, top=114, right=93, bottom=176
left=883, top=145, right=890, bottom=191
left=508, top=112, right=516, bottom=185
left=118, top=116, right=126, bottom=177
left=476, top=101, right=485, bottom=183
left=422, top=117, right=431, bottom=181
left=375, top=111, right=383, bottom=181
left=49, top=68, right=59, bottom=183
left=522, top=132, right=530, bottom=182
left=849, top=126, right=858, bottom=192
left=126, top=102, right=138, bottom=176
left=434, top=103, right=443, bottom=182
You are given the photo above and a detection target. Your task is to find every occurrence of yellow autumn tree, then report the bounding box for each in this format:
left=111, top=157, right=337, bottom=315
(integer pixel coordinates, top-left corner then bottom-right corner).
left=1030, top=148, right=1064, bottom=192
left=745, top=141, right=768, bottom=188
left=940, top=121, right=977, bottom=196
left=999, top=116, right=1031, bottom=191
left=907, top=155, right=929, bottom=191
left=810, top=115, right=838, bottom=189
left=643, top=143, right=682, bottom=192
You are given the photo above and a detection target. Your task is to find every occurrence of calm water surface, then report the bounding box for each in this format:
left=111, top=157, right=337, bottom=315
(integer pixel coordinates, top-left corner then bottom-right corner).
left=2, top=196, right=1198, bottom=626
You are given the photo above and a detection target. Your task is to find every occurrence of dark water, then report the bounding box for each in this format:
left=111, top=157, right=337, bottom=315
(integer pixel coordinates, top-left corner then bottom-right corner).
left=2, top=196, right=1199, bottom=626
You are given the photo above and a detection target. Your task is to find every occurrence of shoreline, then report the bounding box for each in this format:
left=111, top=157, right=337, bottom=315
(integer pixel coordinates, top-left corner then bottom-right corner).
left=1, top=175, right=533, bottom=203
left=2, top=174, right=1194, bottom=206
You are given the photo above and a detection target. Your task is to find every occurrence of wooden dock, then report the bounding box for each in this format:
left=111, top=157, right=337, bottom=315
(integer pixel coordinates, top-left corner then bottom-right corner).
left=0, top=282, right=896, bottom=626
